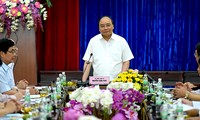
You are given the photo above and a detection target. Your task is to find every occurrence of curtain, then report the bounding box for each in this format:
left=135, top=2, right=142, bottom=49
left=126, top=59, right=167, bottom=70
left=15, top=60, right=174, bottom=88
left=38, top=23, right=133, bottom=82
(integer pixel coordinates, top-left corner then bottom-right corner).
left=80, top=0, right=200, bottom=71
left=36, top=0, right=200, bottom=72
left=36, top=0, right=80, bottom=71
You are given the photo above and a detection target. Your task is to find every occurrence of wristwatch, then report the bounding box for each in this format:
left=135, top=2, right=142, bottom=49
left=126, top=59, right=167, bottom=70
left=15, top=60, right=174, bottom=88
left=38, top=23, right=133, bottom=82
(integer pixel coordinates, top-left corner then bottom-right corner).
left=184, top=91, right=189, bottom=99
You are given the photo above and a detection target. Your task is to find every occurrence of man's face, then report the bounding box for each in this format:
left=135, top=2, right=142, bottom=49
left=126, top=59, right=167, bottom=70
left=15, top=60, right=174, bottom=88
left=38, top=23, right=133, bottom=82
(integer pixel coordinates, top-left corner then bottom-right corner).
left=194, top=49, right=200, bottom=76
left=197, top=64, right=200, bottom=76
left=0, top=46, right=18, bottom=64
left=99, top=17, right=114, bottom=38
left=194, top=50, right=199, bottom=64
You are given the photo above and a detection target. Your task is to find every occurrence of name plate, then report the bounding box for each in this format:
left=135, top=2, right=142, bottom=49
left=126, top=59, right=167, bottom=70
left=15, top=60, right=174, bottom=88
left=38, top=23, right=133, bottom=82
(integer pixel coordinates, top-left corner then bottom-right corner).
left=89, top=76, right=110, bottom=85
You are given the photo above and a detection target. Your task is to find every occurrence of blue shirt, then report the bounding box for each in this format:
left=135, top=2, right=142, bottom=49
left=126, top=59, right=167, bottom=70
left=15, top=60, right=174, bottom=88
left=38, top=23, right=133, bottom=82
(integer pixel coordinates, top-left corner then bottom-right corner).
left=0, top=62, right=15, bottom=93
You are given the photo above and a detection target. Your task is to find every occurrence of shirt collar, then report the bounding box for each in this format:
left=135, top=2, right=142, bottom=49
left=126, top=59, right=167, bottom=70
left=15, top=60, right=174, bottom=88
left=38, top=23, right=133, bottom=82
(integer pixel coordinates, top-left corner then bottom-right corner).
left=2, top=62, right=13, bottom=72
left=100, top=32, right=115, bottom=41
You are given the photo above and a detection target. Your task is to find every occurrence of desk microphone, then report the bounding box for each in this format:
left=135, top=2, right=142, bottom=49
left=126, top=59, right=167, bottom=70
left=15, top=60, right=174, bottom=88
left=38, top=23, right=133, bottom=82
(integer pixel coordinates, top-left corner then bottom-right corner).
left=86, top=53, right=93, bottom=64
left=142, top=70, right=155, bottom=83
left=81, top=53, right=93, bottom=87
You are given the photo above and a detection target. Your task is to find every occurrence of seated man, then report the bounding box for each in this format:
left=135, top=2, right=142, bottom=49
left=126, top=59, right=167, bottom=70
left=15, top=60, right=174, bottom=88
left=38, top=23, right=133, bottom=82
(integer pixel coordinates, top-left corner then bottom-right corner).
left=0, top=38, right=38, bottom=95
left=173, top=42, right=200, bottom=100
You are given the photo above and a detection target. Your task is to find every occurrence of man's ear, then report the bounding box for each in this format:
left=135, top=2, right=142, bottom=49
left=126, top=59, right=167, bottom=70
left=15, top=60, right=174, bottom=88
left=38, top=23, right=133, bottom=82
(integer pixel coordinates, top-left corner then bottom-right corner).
left=0, top=51, right=3, bottom=56
left=198, top=58, right=200, bottom=64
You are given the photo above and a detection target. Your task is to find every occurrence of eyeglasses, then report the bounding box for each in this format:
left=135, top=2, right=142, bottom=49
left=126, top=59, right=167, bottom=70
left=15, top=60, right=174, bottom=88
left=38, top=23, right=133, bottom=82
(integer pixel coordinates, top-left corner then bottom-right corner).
left=7, top=49, right=18, bottom=54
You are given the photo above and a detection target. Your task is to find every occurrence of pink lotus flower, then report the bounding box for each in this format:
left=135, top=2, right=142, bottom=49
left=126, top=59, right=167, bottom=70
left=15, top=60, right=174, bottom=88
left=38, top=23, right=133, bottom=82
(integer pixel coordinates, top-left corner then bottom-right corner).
left=0, top=7, right=4, bottom=14
left=20, top=4, right=28, bottom=14
left=10, top=7, right=18, bottom=16
left=0, top=0, right=6, bottom=4
left=35, top=2, right=41, bottom=8
left=0, top=0, right=49, bottom=37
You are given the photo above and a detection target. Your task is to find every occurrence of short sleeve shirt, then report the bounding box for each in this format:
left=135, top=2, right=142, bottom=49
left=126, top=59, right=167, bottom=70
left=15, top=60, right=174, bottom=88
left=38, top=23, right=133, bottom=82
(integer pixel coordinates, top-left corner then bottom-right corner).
left=83, top=33, right=134, bottom=80
left=0, top=63, right=15, bottom=93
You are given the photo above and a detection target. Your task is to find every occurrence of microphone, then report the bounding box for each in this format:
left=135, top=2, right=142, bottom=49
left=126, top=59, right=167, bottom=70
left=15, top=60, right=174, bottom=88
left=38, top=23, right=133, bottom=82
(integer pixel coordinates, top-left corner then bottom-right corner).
left=81, top=53, right=93, bottom=86
left=142, top=70, right=155, bottom=83
left=86, top=53, right=93, bottom=64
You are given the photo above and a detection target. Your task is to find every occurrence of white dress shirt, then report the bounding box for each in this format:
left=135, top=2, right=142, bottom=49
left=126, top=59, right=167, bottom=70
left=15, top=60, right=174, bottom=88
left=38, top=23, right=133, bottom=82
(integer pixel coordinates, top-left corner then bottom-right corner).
left=83, top=33, right=134, bottom=81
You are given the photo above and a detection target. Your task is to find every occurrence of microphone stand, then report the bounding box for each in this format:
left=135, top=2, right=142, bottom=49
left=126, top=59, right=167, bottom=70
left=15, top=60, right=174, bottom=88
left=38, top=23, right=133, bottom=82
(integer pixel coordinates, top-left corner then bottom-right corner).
left=83, top=53, right=93, bottom=73
left=80, top=53, right=93, bottom=87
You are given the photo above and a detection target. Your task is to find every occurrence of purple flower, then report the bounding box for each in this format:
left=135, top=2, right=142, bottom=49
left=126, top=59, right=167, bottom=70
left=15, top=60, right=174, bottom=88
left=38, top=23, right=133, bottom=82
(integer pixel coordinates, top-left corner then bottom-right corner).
left=123, top=110, right=139, bottom=120
left=63, top=108, right=84, bottom=120
left=112, top=89, right=123, bottom=102
left=0, top=0, right=48, bottom=37
left=112, top=113, right=127, bottom=120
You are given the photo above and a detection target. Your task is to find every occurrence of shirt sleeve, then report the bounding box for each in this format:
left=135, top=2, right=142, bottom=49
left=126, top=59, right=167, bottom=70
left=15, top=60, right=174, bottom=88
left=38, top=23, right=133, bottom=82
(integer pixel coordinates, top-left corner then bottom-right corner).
left=0, top=79, right=13, bottom=93
left=0, top=94, right=10, bottom=102
left=83, top=40, right=93, bottom=62
left=122, top=39, right=134, bottom=62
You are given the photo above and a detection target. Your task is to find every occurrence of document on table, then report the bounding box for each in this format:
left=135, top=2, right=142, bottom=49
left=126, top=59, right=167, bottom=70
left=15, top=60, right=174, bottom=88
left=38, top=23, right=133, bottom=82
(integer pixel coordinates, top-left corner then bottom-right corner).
left=182, top=104, right=196, bottom=111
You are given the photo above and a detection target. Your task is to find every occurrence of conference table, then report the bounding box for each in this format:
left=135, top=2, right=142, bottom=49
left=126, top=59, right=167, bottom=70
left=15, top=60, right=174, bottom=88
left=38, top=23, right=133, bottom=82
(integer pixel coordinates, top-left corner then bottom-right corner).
left=0, top=86, right=69, bottom=120
left=144, top=88, right=200, bottom=120
left=1, top=84, right=199, bottom=120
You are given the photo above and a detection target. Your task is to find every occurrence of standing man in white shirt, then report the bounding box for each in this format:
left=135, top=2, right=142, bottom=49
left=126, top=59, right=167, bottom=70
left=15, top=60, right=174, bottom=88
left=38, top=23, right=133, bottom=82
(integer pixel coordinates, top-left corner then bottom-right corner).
left=82, top=16, right=134, bottom=82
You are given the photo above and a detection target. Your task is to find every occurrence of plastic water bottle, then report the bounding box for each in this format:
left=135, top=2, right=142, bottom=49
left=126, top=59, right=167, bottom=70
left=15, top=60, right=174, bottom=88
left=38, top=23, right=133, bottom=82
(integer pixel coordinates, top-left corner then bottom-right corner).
left=23, top=88, right=31, bottom=113
left=157, top=78, right=163, bottom=93
left=176, top=99, right=183, bottom=119
left=61, top=72, right=67, bottom=87
left=56, top=83, right=62, bottom=99
left=160, top=103, right=168, bottom=120
left=167, top=109, right=175, bottom=120
left=62, top=72, right=66, bottom=81
left=143, top=74, right=149, bottom=94
left=24, top=88, right=30, bottom=103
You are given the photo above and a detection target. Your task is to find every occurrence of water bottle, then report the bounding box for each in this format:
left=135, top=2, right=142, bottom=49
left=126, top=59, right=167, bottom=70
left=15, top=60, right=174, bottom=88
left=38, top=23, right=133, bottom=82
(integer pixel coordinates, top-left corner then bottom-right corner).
left=61, top=72, right=67, bottom=87
left=167, top=109, right=175, bottom=120
left=23, top=88, right=31, bottom=113
left=143, top=74, right=149, bottom=94
left=157, top=78, right=163, bottom=93
left=160, top=103, right=168, bottom=120
left=56, top=83, right=62, bottom=99
left=24, top=88, right=30, bottom=103
left=176, top=99, right=183, bottom=116
left=62, top=72, right=66, bottom=81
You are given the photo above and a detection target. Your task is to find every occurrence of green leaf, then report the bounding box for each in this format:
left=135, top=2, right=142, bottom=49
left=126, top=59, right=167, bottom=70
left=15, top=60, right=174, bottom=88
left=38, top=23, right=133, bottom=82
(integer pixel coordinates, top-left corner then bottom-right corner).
left=46, top=0, right=52, bottom=7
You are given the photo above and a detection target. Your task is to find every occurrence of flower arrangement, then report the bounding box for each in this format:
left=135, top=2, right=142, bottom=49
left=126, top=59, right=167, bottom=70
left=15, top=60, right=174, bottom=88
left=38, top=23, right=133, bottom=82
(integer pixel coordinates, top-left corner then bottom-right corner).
left=63, top=85, right=145, bottom=120
left=111, top=69, right=144, bottom=91
left=0, top=0, right=50, bottom=37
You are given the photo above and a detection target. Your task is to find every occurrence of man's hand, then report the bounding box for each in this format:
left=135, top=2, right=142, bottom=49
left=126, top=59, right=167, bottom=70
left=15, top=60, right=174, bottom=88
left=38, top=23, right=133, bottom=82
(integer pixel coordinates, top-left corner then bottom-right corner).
left=175, top=82, right=193, bottom=92
left=29, top=87, right=39, bottom=95
left=184, top=82, right=196, bottom=91
left=4, top=100, right=21, bottom=113
left=173, top=86, right=187, bottom=98
left=16, top=79, right=29, bottom=89
left=181, top=98, right=193, bottom=106
left=14, top=92, right=23, bottom=100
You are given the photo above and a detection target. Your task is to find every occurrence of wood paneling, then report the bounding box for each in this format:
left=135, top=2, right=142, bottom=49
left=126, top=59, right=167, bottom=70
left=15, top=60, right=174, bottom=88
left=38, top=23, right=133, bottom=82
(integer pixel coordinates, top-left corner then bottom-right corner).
left=0, top=27, right=37, bottom=85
